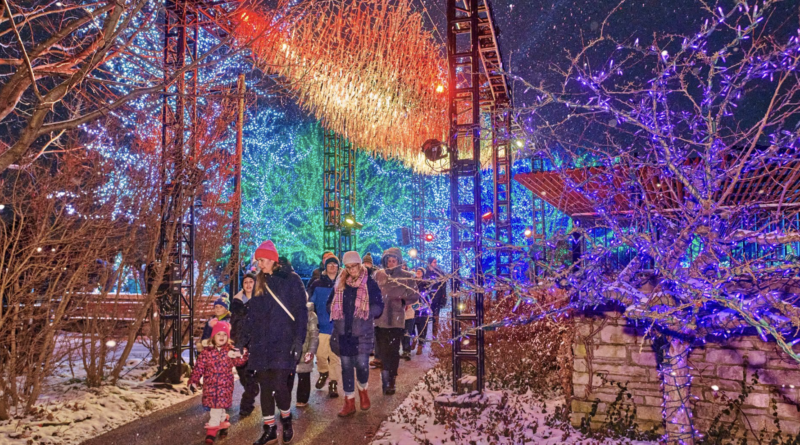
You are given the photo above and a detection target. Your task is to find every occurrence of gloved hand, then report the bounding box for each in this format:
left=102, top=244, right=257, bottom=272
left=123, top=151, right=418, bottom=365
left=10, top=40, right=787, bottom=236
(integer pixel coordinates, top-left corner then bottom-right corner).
left=228, top=348, right=243, bottom=359
left=291, top=342, right=303, bottom=365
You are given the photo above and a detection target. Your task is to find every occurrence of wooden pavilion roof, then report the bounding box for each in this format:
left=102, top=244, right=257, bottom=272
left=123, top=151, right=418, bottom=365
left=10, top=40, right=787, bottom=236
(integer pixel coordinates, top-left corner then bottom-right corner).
left=514, top=160, right=800, bottom=219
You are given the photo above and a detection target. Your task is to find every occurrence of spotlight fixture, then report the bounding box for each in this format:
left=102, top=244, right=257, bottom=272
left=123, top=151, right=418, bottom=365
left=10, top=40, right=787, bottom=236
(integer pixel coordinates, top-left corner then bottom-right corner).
left=424, top=233, right=434, bottom=242
left=409, top=248, right=418, bottom=258
left=421, top=139, right=447, bottom=162
left=524, top=228, right=533, bottom=238
left=342, top=213, right=363, bottom=229
left=481, top=211, right=493, bottom=220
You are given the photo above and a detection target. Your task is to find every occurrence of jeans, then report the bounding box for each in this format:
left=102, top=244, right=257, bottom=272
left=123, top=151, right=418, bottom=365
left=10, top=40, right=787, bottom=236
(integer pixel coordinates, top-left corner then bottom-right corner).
left=236, top=366, right=259, bottom=413
left=402, top=318, right=415, bottom=352
left=375, top=327, right=404, bottom=379
left=256, top=368, right=293, bottom=415
left=286, top=372, right=311, bottom=404
left=340, top=353, right=370, bottom=395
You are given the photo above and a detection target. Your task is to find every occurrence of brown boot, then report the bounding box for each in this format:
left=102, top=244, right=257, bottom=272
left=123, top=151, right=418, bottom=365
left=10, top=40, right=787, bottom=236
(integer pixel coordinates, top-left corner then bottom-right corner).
left=358, top=388, right=371, bottom=411
left=416, top=343, right=423, bottom=355
left=337, top=396, right=356, bottom=417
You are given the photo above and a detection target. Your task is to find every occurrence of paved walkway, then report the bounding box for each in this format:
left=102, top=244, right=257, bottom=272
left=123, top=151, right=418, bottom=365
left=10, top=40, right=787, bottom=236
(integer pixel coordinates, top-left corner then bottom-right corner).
left=82, top=353, right=435, bottom=445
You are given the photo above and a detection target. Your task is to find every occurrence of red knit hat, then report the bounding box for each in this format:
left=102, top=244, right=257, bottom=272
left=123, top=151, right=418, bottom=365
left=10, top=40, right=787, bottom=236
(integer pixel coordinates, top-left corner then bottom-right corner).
left=211, top=320, right=231, bottom=340
left=255, top=240, right=279, bottom=262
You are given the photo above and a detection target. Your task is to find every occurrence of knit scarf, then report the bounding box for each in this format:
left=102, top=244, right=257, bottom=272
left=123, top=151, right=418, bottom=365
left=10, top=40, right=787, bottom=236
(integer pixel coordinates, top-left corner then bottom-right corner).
left=330, top=266, right=370, bottom=321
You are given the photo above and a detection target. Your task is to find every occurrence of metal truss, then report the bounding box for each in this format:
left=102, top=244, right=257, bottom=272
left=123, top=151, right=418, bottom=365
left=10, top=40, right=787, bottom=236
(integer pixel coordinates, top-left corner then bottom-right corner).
left=531, top=157, right=548, bottom=276
left=156, top=0, right=200, bottom=383
left=492, top=107, right=512, bottom=278
left=322, top=130, right=356, bottom=258
left=448, top=0, right=486, bottom=394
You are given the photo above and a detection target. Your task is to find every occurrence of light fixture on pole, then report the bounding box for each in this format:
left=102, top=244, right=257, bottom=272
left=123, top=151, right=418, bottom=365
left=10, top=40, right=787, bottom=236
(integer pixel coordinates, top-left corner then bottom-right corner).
left=343, top=213, right=363, bottom=229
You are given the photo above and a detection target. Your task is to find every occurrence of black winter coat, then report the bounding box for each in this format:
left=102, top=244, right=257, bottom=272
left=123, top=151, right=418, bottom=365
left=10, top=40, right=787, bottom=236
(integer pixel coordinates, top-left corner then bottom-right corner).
left=229, top=296, right=250, bottom=346
left=326, top=275, right=383, bottom=357
left=426, top=266, right=447, bottom=311
left=237, top=262, right=308, bottom=371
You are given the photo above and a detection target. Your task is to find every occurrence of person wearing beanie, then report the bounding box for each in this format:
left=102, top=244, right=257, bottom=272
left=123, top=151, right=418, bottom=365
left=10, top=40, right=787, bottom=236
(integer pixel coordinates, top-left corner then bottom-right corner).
left=237, top=243, right=307, bottom=445
left=307, top=251, right=335, bottom=291
left=362, top=253, right=375, bottom=276
left=373, top=247, right=419, bottom=395
left=199, top=296, right=231, bottom=345
left=325, top=251, right=384, bottom=417
left=230, top=272, right=258, bottom=417
left=307, top=253, right=342, bottom=398
left=188, top=321, right=248, bottom=444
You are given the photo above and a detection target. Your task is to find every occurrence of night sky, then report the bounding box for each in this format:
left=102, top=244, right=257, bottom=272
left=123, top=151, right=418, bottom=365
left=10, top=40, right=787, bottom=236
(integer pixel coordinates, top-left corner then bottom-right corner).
left=420, top=0, right=798, bottom=106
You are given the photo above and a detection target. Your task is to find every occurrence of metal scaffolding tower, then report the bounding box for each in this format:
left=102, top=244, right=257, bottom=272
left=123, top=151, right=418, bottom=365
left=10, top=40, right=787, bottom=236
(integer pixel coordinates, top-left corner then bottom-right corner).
left=492, top=107, right=512, bottom=278
left=156, top=0, right=200, bottom=383
left=322, top=130, right=356, bottom=258
left=447, top=0, right=486, bottom=394
left=447, top=0, right=513, bottom=395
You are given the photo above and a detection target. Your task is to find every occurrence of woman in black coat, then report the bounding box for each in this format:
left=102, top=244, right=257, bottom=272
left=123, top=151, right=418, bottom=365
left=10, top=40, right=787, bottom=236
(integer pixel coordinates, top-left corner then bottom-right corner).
left=237, top=241, right=307, bottom=445
left=230, top=272, right=258, bottom=416
left=326, top=251, right=383, bottom=418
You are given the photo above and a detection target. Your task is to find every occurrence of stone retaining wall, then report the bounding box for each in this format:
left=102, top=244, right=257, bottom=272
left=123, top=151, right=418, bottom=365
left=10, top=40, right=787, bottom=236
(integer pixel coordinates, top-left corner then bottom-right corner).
left=570, top=310, right=800, bottom=438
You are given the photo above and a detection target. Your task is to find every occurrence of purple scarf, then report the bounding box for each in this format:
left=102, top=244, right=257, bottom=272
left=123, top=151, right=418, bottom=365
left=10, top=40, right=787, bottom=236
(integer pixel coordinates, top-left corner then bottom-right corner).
left=330, top=266, right=370, bottom=321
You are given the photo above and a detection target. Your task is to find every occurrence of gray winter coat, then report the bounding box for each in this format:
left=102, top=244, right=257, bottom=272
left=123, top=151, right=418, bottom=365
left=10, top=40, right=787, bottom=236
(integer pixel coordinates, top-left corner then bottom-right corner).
left=297, top=303, right=320, bottom=373
left=374, top=248, right=419, bottom=329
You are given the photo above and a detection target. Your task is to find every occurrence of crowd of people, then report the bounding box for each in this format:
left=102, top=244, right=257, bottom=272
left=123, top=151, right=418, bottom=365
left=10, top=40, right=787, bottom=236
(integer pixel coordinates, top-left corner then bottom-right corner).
left=188, top=240, right=447, bottom=444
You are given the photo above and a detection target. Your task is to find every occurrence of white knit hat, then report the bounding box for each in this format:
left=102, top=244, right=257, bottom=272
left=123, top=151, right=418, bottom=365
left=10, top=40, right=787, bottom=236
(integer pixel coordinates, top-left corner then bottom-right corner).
left=342, top=251, right=362, bottom=265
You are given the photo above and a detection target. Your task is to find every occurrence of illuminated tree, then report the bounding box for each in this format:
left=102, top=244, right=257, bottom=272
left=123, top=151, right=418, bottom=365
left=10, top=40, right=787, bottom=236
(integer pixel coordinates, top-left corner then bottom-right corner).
left=516, top=1, right=800, bottom=442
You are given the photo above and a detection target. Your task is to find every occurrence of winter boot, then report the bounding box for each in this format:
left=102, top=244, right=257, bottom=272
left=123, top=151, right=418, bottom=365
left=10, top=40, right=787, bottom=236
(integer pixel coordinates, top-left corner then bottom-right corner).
left=385, top=373, right=396, bottom=395
left=416, top=343, right=424, bottom=355
left=281, top=414, right=294, bottom=444
left=401, top=350, right=411, bottom=361
left=369, top=358, right=382, bottom=369
left=315, top=372, right=329, bottom=389
left=218, top=414, right=231, bottom=438
left=338, top=396, right=356, bottom=417
left=253, top=423, right=278, bottom=445
left=328, top=380, right=339, bottom=398
left=358, top=388, right=371, bottom=411
left=204, top=426, right=220, bottom=444
left=381, top=370, right=391, bottom=395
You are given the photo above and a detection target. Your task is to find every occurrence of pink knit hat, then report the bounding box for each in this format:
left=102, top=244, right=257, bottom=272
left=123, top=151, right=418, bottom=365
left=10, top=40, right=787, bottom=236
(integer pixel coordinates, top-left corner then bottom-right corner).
left=255, top=240, right=279, bottom=262
left=211, top=321, right=231, bottom=340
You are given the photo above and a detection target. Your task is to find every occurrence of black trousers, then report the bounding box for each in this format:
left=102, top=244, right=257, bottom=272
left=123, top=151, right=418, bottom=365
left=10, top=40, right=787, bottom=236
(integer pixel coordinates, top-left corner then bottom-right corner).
left=256, top=369, right=293, bottom=415
left=375, top=327, right=404, bottom=377
left=286, top=371, right=311, bottom=404
left=236, top=366, right=259, bottom=413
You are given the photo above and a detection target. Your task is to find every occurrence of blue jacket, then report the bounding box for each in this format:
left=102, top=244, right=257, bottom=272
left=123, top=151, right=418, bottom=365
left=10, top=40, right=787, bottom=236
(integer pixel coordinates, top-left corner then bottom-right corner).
left=308, top=274, right=336, bottom=334
left=237, top=261, right=308, bottom=371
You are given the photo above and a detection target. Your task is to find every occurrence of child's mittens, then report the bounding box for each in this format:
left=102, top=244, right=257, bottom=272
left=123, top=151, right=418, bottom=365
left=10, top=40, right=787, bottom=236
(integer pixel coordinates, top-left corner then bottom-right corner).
left=189, top=383, right=198, bottom=394
left=209, top=318, right=218, bottom=328
left=228, top=349, right=243, bottom=359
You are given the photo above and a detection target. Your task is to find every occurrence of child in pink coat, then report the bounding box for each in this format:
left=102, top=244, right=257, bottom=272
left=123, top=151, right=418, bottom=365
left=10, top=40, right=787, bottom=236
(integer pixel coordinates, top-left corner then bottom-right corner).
left=189, top=321, right=248, bottom=444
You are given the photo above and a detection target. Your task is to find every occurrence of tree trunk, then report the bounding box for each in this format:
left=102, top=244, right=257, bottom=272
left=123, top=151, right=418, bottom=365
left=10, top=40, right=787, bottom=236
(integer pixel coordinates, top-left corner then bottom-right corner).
left=659, top=336, right=697, bottom=445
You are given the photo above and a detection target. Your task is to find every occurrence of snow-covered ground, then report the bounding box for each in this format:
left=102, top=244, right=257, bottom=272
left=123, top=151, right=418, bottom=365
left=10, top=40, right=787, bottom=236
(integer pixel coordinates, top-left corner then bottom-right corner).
left=372, top=368, right=658, bottom=445
left=0, top=335, right=195, bottom=445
